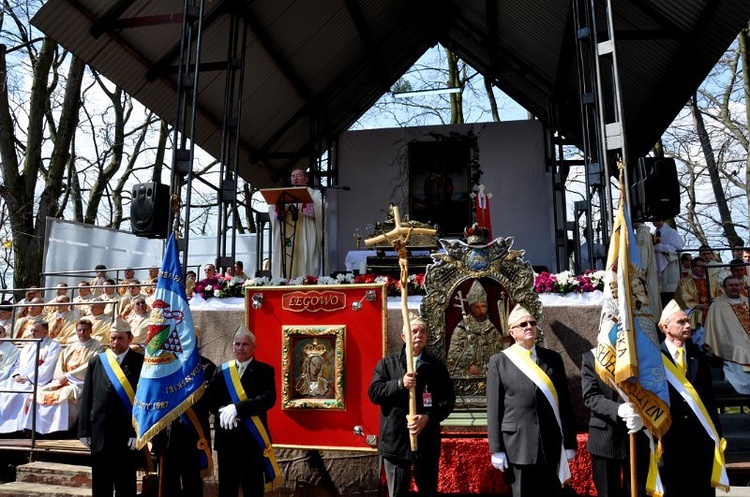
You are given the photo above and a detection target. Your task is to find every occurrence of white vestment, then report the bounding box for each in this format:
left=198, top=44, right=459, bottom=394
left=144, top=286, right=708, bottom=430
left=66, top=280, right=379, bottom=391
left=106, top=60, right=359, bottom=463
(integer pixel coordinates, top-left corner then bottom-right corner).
left=635, top=223, right=662, bottom=317
left=23, top=338, right=103, bottom=434
left=652, top=223, right=684, bottom=293
left=269, top=187, right=324, bottom=279
left=704, top=295, right=750, bottom=394
left=0, top=340, right=19, bottom=382
left=0, top=336, right=61, bottom=433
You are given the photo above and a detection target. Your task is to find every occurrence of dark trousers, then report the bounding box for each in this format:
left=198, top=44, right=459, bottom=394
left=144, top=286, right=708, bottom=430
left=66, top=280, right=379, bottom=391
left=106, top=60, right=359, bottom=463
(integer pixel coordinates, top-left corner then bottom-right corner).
left=160, top=438, right=204, bottom=497
left=507, top=462, right=562, bottom=497
left=91, top=448, right=137, bottom=497
left=381, top=453, right=439, bottom=497
left=218, top=447, right=264, bottom=497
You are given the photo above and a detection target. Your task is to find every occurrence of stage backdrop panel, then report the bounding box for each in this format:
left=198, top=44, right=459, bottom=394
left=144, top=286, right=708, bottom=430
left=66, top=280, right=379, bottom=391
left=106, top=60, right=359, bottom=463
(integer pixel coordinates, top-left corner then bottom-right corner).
left=246, top=283, right=387, bottom=451
left=333, top=121, right=556, bottom=275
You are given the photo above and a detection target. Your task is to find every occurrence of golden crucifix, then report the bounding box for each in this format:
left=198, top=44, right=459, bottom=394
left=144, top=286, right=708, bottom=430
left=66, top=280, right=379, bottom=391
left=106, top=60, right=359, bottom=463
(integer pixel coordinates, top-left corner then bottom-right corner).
left=365, top=205, right=436, bottom=450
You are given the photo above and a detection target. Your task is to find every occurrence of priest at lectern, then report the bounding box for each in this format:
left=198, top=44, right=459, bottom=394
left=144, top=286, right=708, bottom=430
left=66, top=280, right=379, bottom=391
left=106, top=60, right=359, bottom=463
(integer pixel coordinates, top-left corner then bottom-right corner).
left=267, top=168, right=324, bottom=279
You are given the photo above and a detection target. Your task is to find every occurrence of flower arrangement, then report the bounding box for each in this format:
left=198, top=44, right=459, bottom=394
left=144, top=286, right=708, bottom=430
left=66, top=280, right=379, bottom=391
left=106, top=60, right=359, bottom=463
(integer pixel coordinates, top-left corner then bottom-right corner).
left=533, top=270, right=605, bottom=295
left=193, top=275, right=227, bottom=299
left=243, top=272, right=427, bottom=298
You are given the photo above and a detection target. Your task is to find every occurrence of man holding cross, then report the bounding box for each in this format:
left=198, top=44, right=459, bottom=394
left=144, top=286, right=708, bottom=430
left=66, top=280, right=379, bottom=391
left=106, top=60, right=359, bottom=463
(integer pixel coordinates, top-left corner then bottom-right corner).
left=368, top=313, right=455, bottom=497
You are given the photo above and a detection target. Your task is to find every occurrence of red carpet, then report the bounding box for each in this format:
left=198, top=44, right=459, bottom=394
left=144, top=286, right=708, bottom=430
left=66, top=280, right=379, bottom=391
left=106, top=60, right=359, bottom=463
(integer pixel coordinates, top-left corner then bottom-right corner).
left=434, top=433, right=596, bottom=496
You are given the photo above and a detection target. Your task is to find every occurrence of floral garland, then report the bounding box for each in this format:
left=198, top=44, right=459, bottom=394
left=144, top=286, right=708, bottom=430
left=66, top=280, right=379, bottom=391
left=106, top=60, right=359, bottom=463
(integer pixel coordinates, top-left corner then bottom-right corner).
left=195, top=270, right=603, bottom=299
left=533, top=270, right=606, bottom=295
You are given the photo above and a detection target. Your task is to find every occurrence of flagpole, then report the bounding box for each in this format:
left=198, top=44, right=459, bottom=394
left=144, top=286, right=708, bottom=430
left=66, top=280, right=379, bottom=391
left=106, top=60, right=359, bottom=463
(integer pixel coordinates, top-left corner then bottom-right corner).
left=630, top=433, right=637, bottom=497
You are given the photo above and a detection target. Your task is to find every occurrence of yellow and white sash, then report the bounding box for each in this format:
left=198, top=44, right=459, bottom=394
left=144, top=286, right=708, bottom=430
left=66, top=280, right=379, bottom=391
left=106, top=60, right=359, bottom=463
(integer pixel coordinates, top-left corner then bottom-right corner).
left=662, top=355, right=729, bottom=492
left=503, top=344, right=571, bottom=485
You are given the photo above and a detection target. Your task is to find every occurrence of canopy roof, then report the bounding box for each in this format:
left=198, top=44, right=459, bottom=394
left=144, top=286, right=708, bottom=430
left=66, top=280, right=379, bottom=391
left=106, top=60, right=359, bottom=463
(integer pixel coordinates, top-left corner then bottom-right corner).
left=32, top=0, right=750, bottom=188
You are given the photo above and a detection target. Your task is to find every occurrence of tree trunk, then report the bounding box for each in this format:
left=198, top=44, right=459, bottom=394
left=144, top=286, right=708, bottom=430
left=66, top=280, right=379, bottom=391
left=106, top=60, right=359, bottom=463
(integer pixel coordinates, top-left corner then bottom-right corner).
left=445, top=47, right=464, bottom=124
left=740, top=25, right=750, bottom=239
left=483, top=76, right=500, bottom=122
left=689, top=94, right=743, bottom=247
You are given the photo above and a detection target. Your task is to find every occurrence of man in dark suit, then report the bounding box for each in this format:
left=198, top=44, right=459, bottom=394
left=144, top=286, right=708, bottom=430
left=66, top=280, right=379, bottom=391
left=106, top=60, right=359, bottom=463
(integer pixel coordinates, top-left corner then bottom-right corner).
left=368, top=313, right=456, bottom=497
left=581, top=349, right=649, bottom=497
left=487, top=304, right=577, bottom=497
left=79, top=326, right=144, bottom=497
left=658, top=300, right=723, bottom=497
left=208, top=325, right=276, bottom=497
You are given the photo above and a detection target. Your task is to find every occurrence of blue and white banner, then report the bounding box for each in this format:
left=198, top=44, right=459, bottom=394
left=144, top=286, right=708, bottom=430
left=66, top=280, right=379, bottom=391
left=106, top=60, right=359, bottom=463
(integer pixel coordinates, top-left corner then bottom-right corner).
left=133, top=233, right=206, bottom=448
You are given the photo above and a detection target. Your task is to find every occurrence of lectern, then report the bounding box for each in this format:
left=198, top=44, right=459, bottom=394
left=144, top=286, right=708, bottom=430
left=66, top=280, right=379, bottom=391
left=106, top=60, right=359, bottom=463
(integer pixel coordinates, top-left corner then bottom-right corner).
left=260, top=187, right=313, bottom=279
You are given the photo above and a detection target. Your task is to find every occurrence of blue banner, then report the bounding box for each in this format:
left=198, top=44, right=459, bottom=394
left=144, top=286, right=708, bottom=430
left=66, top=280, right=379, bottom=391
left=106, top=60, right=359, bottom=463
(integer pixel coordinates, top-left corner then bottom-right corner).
left=133, top=233, right=206, bottom=448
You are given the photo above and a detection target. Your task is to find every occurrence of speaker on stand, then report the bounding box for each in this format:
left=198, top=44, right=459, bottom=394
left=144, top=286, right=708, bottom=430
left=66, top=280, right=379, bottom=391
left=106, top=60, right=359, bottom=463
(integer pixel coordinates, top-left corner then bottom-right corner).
left=630, top=157, right=680, bottom=221
left=130, top=182, right=170, bottom=238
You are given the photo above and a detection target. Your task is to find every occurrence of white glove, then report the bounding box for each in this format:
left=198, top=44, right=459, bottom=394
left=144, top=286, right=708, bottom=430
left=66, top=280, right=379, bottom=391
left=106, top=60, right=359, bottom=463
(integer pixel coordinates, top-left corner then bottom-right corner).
left=625, top=413, right=644, bottom=434
left=219, top=404, right=238, bottom=430
left=565, top=449, right=576, bottom=461
left=127, top=437, right=138, bottom=450
left=79, top=437, right=91, bottom=448
left=491, top=452, right=508, bottom=471
left=617, top=402, right=636, bottom=420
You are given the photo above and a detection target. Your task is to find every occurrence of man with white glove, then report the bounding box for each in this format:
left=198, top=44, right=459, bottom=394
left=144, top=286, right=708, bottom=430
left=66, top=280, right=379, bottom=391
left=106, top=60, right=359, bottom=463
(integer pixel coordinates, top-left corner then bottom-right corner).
left=207, top=325, right=276, bottom=496
left=487, top=305, right=577, bottom=496
left=582, top=350, right=649, bottom=497
left=218, top=403, right=238, bottom=429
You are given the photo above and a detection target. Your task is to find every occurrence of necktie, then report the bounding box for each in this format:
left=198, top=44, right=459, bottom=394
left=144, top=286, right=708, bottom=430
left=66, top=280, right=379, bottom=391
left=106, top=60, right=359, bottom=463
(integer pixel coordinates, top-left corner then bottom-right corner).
left=528, top=349, right=535, bottom=363
left=237, top=361, right=244, bottom=377
left=675, top=349, right=686, bottom=374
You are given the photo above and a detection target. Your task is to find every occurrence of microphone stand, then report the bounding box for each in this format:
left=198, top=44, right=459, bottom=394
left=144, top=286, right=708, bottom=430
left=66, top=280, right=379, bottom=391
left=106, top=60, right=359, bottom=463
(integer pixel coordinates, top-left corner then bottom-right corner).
left=316, top=185, right=351, bottom=276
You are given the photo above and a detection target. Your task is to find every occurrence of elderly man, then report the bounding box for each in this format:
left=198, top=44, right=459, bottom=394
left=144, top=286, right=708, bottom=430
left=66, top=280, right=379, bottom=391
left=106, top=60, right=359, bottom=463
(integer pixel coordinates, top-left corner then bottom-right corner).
left=0, top=325, right=19, bottom=382
left=24, top=318, right=103, bottom=434
left=369, top=313, right=455, bottom=497
left=79, top=324, right=144, bottom=497
left=674, top=256, right=722, bottom=329
left=208, top=325, right=278, bottom=497
left=704, top=276, right=750, bottom=394
left=487, top=304, right=577, bottom=497
left=652, top=220, right=684, bottom=307
left=447, top=279, right=505, bottom=377
left=268, top=167, right=324, bottom=279
left=659, top=300, right=724, bottom=496
left=725, top=259, right=750, bottom=297
left=47, top=296, right=79, bottom=343
left=0, top=320, right=62, bottom=433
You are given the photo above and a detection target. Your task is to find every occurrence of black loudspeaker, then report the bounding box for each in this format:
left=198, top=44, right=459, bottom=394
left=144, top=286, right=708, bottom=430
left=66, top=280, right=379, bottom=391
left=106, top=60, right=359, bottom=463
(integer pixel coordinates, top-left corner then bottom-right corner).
left=131, top=182, right=170, bottom=238
left=630, top=157, right=680, bottom=221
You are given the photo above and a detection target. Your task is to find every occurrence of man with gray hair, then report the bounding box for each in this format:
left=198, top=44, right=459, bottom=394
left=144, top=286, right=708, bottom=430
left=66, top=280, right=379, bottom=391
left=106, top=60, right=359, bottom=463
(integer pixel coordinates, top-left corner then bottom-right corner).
left=208, top=325, right=278, bottom=496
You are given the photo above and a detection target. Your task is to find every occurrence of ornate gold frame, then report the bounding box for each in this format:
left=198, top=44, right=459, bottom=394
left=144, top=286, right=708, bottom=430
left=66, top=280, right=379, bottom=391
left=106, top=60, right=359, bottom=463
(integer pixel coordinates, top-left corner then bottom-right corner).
left=420, top=236, right=542, bottom=407
left=281, top=325, right=345, bottom=410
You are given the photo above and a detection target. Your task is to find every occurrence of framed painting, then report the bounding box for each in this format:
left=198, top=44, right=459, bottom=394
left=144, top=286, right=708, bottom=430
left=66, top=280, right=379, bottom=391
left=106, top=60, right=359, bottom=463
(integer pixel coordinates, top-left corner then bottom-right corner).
left=281, top=325, right=345, bottom=410
left=408, top=139, right=472, bottom=237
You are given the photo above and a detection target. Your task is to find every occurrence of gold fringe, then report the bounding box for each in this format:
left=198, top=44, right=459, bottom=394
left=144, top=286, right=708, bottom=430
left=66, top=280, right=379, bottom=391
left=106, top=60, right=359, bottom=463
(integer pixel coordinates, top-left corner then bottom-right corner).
left=132, top=382, right=207, bottom=450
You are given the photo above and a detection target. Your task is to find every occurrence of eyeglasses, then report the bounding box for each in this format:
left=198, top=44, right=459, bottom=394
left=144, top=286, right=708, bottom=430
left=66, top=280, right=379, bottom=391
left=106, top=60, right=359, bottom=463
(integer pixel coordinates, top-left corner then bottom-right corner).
left=513, top=320, right=537, bottom=329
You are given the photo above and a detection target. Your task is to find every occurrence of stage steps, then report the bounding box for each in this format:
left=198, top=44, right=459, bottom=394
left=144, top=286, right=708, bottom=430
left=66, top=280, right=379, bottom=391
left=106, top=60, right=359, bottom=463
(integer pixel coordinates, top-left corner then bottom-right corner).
left=0, top=462, right=91, bottom=496
left=0, top=461, right=154, bottom=497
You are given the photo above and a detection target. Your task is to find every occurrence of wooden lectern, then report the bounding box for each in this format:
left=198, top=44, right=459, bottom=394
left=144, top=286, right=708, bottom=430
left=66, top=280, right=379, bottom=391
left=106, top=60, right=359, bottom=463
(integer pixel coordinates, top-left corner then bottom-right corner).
left=260, top=187, right=314, bottom=278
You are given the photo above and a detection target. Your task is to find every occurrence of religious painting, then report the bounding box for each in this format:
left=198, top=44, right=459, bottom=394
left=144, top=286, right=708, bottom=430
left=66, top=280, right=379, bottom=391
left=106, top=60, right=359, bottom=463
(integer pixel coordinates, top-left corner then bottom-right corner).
left=408, top=139, right=473, bottom=237
left=420, top=236, right=542, bottom=408
left=281, top=325, right=345, bottom=410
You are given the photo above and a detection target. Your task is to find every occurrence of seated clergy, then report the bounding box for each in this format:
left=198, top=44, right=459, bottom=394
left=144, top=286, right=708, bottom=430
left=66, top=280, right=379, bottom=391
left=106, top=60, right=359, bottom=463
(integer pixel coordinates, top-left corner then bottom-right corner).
left=704, top=275, right=750, bottom=394
left=88, top=300, right=114, bottom=344
left=72, top=281, right=96, bottom=317
left=14, top=297, right=46, bottom=339
left=118, top=280, right=146, bottom=319
left=674, top=256, right=722, bottom=329
left=125, top=297, right=150, bottom=348
left=46, top=296, right=79, bottom=344
left=0, top=320, right=61, bottom=433
left=0, top=325, right=19, bottom=382
left=23, top=318, right=103, bottom=434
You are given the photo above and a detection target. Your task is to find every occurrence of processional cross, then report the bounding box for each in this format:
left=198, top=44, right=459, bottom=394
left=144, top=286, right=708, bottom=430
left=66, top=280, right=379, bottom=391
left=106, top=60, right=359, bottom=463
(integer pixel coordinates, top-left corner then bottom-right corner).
left=365, top=206, right=436, bottom=450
